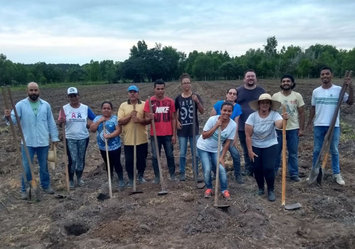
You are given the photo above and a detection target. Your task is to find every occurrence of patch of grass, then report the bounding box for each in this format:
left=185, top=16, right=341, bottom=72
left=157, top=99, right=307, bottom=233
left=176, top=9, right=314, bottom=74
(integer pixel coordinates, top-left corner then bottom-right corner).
left=340, top=121, right=355, bottom=142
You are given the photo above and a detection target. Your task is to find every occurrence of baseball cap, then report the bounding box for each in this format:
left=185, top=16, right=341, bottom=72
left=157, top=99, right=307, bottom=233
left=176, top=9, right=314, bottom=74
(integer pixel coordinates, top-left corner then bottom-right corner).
left=67, top=87, right=78, bottom=95
left=127, top=85, right=139, bottom=92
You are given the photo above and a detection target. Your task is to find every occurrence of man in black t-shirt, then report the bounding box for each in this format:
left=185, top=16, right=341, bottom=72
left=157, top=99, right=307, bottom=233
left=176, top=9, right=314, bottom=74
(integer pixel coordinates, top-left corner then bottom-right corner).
left=175, top=73, right=204, bottom=181
left=236, top=69, right=265, bottom=176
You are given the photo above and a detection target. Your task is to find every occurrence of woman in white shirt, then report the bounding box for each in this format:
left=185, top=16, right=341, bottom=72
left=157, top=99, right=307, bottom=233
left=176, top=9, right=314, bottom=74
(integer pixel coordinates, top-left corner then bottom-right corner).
left=245, top=93, right=287, bottom=202
left=197, top=102, right=237, bottom=200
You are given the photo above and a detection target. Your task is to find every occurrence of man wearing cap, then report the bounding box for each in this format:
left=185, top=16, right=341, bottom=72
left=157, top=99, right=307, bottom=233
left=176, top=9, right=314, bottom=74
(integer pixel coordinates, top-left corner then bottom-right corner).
left=58, top=87, right=95, bottom=188
left=306, top=66, right=353, bottom=185
left=144, top=79, right=177, bottom=183
left=118, top=85, right=150, bottom=185
left=272, top=75, right=305, bottom=181
left=236, top=69, right=265, bottom=176
left=4, top=82, right=59, bottom=199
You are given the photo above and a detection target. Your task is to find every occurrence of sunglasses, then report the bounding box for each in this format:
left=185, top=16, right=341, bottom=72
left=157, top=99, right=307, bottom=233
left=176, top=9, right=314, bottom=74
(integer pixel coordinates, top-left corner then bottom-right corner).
left=68, top=94, right=78, bottom=98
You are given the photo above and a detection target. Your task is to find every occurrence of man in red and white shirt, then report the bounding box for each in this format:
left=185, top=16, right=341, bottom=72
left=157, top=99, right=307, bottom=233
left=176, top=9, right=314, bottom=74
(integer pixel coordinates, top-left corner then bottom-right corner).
left=144, top=79, right=176, bottom=183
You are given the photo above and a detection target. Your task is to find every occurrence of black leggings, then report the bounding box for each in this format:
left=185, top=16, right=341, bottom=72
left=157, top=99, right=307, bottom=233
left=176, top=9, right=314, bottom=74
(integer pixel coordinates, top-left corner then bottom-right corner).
left=124, top=143, right=148, bottom=181
left=100, top=148, right=123, bottom=180
left=252, top=144, right=278, bottom=191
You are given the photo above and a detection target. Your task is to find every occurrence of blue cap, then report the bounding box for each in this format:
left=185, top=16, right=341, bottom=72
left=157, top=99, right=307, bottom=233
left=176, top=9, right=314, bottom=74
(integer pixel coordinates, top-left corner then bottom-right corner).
left=127, top=85, right=139, bottom=92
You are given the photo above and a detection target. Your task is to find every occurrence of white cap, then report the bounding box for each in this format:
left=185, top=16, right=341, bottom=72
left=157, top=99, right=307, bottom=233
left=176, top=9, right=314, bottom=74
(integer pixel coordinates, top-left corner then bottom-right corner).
left=67, top=87, right=78, bottom=95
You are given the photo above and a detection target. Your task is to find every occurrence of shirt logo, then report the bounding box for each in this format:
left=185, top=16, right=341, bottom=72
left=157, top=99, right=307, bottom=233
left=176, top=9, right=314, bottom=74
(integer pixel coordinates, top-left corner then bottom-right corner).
left=155, top=106, right=170, bottom=113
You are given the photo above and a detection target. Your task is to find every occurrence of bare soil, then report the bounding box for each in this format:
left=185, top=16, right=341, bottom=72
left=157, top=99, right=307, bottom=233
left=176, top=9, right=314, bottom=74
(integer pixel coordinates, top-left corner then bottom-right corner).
left=0, top=79, right=354, bottom=249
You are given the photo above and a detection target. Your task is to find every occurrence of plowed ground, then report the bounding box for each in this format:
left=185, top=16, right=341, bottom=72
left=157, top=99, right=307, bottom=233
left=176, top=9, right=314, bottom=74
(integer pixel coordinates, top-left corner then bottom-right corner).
left=0, top=79, right=354, bottom=248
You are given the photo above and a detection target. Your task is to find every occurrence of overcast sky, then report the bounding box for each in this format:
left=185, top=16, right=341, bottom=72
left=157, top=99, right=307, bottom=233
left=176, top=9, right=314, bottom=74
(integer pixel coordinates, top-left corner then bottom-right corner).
left=1, top=0, right=354, bottom=65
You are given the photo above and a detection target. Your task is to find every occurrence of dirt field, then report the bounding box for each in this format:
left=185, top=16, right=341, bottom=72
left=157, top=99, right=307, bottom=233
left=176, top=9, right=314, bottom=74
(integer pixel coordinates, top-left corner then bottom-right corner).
left=0, top=79, right=354, bottom=249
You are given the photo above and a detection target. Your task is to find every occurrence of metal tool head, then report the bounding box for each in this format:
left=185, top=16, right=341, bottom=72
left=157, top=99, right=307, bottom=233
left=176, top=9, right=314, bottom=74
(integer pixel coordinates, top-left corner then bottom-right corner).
left=214, top=204, right=230, bottom=210
left=285, top=202, right=302, bottom=210
left=157, top=190, right=168, bottom=196
left=129, top=190, right=143, bottom=195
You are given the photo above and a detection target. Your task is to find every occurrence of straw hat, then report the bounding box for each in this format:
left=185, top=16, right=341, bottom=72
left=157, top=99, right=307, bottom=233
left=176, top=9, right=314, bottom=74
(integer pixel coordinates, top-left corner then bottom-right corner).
left=249, top=93, right=281, bottom=111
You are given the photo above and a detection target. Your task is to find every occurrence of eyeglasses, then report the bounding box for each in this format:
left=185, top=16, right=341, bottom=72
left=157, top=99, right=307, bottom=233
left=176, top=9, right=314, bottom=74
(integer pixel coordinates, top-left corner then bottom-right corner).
left=227, top=92, right=237, bottom=95
left=68, top=94, right=78, bottom=98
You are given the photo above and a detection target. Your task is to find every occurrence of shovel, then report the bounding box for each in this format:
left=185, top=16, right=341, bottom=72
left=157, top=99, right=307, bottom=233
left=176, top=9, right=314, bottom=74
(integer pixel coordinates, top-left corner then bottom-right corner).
left=214, top=127, right=230, bottom=210
left=103, top=123, right=113, bottom=198
left=308, top=70, right=352, bottom=185
left=61, top=118, right=70, bottom=192
left=192, top=95, right=205, bottom=189
left=148, top=97, right=168, bottom=195
left=280, top=105, right=301, bottom=210
left=6, top=87, right=40, bottom=201
left=2, top=87, right=30, bottom=199
left=130, top=104, right=143, bottom=195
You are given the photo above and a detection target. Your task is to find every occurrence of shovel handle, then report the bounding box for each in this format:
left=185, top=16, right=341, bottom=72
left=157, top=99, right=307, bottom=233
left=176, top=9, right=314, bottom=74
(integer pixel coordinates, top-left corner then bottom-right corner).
left=214, top=127, right=222, bottom=207
left=7, top=88, right=38, bottom=189
left=133, top=104, right=137, bottom=192
left=62, top=127, right=70, bottom=192
left=148, top=97, right=166, bottom=192
left=281, top=105, right=287, bottom=206
left=103, top=123, right=113, bottom=198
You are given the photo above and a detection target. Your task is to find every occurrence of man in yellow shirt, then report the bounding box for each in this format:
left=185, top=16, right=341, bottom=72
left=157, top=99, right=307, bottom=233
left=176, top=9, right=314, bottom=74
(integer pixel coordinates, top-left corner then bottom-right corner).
left=118, top=85, right=150, bottom=185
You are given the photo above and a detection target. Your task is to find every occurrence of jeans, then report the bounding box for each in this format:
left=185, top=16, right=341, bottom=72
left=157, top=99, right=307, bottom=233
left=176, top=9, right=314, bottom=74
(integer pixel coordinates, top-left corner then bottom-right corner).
left=275, top=129, right=299, bottom=176
left=198, top=148, right=228, bottom=192
left=66, top=138, right=89, bottom=181
left=252, top=145, right=278, bottom=191
left=100, top=148, right=123, bottom=180
left=178, top=136, right=200, bottom=177
left=238, top=130, right=253, bottom=173
left=21, top=145, right=50, bottom=192
left=150, top=136, right=175, bottom=177
left=124, top=143, right=148, bottom=180
left=312, top=126, right=340, bottom=174
left=228, top=143, right=241, bottom=177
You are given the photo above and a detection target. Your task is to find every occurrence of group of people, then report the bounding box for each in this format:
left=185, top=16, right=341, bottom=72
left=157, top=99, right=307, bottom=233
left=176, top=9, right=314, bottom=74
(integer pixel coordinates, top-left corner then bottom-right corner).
left=4, top=66, right=353, bottom=202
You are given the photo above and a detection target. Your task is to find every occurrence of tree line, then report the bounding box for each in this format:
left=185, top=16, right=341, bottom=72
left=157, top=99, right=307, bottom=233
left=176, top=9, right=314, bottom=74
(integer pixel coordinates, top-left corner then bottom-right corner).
left=1, top=36, right=355, bottom=86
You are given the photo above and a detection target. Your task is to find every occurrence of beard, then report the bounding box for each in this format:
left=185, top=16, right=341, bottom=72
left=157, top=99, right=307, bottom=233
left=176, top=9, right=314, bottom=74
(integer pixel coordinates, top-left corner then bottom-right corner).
left=280, top=85, right=292, bottom=90
left=29, top=94, right=39, bottom=101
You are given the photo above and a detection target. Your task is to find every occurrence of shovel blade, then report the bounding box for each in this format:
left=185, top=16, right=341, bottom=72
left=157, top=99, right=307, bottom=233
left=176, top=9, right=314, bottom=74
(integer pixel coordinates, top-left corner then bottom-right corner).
left=196, top=182, right=205, bottom=189
left=285, top=203, right=302, bottom=210
left=158, top=190, right=168, bottom=196
left=214, top=204, right=230, bottom=210
left=316, top=168, right=323, bottom=184
left=308, top=167, right=320, bottom=184
left=129, top=190, right=143, bottom=195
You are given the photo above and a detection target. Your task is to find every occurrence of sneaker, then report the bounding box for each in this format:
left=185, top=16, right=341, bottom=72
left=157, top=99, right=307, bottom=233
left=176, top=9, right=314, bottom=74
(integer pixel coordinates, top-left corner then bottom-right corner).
left=235, top=175, right=244, bottom=184
left=153, top=177, right=160, bottom=184
left=258, top=188, right=265, bottom=196
left=204, top=188, right=213, bottom=198
left=179, top=174, right=186, bottom=181
left=77, top=179, right=85, bottom=187
left=138, top=177, right=147, bottom=184
left=21, top=191, right=28, bottom=200
left=290, top=175, right=300, bottom=182
left=268, top=190, right=276, bottom=202
left=333, top=174, right=345, bottom=185
left=126, top=180, right=133, bottom=188
left=118, top=180, right=125, bottom=188
left=222, top=190, right=231, bottom=200
left=169, top=174, right=176, bottom=181
left=69, top=180, right=75, bottom=190
left=43, top=186, right=55, bottom=194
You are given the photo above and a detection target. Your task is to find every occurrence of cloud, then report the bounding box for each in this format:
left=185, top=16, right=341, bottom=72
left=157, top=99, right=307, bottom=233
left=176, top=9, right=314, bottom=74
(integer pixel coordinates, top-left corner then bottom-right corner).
left=0, top=0, right=354, bottom=64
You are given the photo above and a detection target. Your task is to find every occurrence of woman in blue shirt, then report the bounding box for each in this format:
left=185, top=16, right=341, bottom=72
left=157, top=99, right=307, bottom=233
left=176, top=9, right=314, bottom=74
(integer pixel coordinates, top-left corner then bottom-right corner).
left=90, top=101, right=124, bottom=188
